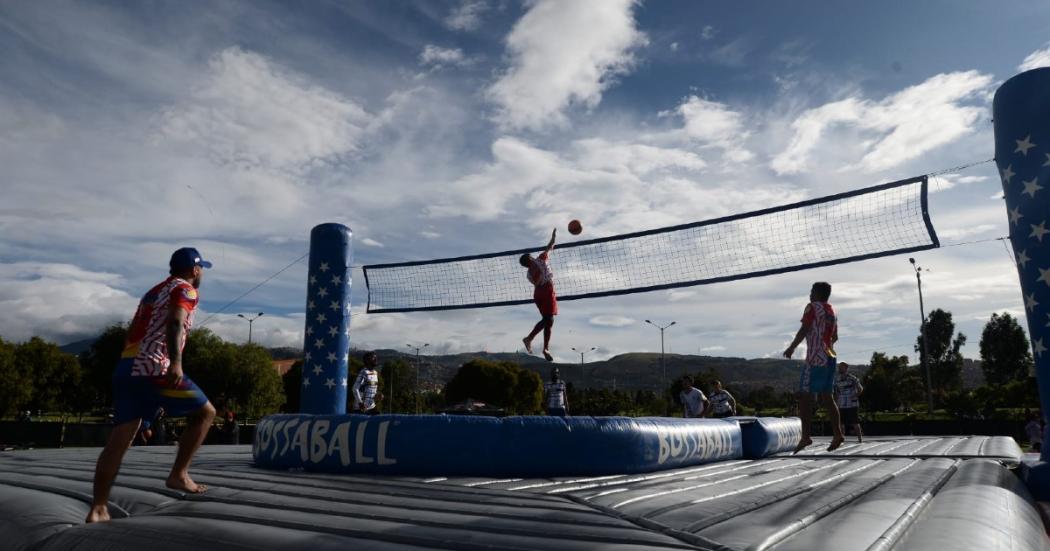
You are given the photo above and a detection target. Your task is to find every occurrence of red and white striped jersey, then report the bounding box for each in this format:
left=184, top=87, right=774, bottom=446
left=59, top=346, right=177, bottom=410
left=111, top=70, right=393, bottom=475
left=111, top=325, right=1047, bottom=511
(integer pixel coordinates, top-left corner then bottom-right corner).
left=115, top=276, right=198, bottom=377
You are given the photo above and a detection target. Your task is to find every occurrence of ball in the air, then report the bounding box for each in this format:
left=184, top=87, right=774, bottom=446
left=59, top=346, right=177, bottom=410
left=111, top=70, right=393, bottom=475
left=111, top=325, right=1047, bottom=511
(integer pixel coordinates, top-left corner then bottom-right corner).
left=568, top=219, right=583, bottom=235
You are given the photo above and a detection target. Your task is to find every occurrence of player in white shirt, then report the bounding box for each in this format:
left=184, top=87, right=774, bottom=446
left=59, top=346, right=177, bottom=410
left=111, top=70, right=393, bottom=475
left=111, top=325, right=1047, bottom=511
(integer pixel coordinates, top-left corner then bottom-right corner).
left=544, top=367, right=569, bottom=416
left=679, top=376, right=710, bottom=418
left=352, top=351, right=383, bottom=413
left=708, top=380, right=736, bottom=418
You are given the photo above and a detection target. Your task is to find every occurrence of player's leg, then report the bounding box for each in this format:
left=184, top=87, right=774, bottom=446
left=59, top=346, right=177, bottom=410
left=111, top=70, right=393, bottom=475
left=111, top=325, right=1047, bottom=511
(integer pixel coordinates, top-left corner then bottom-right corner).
left=820, top=392, right=844, bottom=451
left=542, top=316, right=554, bottom=361
left=155, top=376, right=215, bottom=493
left=523, top=320, right=545, bottom=353
left=794, top=364, right=815, bottom=453
left=86, top=418, right=142, bottom=523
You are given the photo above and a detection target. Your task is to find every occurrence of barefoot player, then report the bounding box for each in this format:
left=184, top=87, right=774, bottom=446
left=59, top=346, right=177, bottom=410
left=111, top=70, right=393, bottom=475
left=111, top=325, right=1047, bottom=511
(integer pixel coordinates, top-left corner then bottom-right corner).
left=521, top=228, right=558, bottom=361
left=86, top=248, right=217, bottom=523
left=784, top=281, right=845, bottom=453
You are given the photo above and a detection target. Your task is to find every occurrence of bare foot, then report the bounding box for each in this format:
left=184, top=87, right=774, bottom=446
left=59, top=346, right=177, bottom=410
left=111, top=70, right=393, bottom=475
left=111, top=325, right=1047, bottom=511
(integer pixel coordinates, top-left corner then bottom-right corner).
left=827, top=436, right=845, bottom=452
left=522, top=338, right=533, bottom=354
left=166, top=474, right=208, bottom=494
left=85, top=505, right=110, bottom=524
left=543, top=349, right=553, bottom=362
left=858, top=435, right=863, bottom=444
left=793, top=437, right=813, bottom=454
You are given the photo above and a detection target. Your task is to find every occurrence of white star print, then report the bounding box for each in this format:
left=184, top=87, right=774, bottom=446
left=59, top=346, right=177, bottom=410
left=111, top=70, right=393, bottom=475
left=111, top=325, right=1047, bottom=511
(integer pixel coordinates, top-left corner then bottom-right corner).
left=328, top=325, right=339, bottom=337
left=303, top=377, right=311, bottom=387
left=1001, top=164, right=1015, bottom=184
left=1016, top=135, right=1036, bottom=156
left=309, top=275, right=317, bottom=285
left=346, top=303, right=352, bottom=313
left=1019, top=249, right=1032, bottom=269
left=1023, top=178, right=1043, bottom=198
left=1032, top=221, right=1050, bottom=242
left=306, top=326, right=314, bottom=336
left=1045, top=313, right=1050, bottom=327
left=308, top=300, right=316, bottom=310
left=319, top=262, right=330, bottom=272
left=1026, top=292, right=1039, bottom=311
left=1010, top=206, right=1024, bottom=226
left=344, top=326, right=352, bottom=337
left=1038, top=267, right=1050, bottom=287
left=329, top=300, right=340, bottom=311
left=314, top=338, right=325, bottom=349
left=331, top=274, right=342, bottom=286
left=1045, top=153, right=1050, bottom=167
left=313, top=364, right=324, bottom=376
left=304, top=352, right=312, bottom=361
left=340, top=378, right=348, bottom=387
left=318, top=287, right=328, bottom=298
left=316, top=312, right=327, bottom=324
left=326, top=351, right=337, bottom=362
left=324, top=378, right=336, bottom=389
left=1034, top=338, right=1046, bottom=357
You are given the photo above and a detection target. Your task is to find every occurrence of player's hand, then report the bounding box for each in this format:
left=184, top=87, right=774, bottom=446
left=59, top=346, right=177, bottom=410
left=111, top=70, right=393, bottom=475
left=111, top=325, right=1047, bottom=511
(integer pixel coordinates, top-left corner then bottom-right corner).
left=552, top=228, right=557, bottom=237
left=783, top=346, right=795, bottom=359
left=167, top=363, right=184, bottom=387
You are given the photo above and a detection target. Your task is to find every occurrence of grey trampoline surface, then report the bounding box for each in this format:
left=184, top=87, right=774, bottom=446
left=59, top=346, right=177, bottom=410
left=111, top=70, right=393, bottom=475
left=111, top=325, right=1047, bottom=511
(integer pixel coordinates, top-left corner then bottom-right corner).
left=0, top=435, right=1044, bottom=551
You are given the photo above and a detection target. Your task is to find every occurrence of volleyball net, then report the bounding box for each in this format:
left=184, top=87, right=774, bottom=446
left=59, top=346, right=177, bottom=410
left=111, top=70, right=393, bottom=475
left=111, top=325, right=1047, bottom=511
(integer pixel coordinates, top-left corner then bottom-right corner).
left=363, top=176, right=938, bottom=313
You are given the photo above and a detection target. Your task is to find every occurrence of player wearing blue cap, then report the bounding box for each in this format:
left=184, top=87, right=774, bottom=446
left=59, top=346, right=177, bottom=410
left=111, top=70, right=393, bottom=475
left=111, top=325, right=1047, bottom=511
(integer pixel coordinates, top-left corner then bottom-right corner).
left=86, top=248, right=217, bottom=523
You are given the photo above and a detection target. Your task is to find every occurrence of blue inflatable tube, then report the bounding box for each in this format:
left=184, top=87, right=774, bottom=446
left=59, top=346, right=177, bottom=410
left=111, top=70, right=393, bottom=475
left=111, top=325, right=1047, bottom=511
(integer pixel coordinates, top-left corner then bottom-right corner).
left=253, top=414, right=743, bottom=477
left=738, top=416, right=802, bottom=458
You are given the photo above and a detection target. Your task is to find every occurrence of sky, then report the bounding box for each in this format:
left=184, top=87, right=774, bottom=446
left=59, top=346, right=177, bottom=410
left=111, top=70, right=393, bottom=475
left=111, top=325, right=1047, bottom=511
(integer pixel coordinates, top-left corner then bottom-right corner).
left=1, top=1, right=1049, bottom=364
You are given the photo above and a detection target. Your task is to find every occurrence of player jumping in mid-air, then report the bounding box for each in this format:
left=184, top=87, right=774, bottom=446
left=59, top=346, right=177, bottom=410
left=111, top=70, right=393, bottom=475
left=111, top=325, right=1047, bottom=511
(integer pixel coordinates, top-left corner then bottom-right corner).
left=784, top=281, right=845, bottom=453
left=521, top=228, right=558, bottom=362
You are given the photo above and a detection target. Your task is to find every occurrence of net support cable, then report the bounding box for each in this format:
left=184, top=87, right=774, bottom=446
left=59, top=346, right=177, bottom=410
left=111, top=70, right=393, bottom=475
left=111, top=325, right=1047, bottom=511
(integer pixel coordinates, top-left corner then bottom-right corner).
left=364, top=175, right=939, bottom=313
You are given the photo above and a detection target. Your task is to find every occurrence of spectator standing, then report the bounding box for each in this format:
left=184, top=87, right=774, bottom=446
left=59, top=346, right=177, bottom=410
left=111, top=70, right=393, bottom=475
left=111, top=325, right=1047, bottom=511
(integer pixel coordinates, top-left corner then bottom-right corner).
left=679, top=377, right=710, bottom=418
left=1026, top=413, right=1044, bottom=453
left=544, top=367, right=569, bottom=417
left=353, top=351, right=383, bottom=414
left=834, top=362, right=864, bottom=443
left=708, top=381, right=736, bottom=418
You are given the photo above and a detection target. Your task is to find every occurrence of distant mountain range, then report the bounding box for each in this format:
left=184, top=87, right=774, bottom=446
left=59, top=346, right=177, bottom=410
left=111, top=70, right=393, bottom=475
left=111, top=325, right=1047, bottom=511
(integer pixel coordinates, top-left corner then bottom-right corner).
left=61, top=337, right=985, bottom=394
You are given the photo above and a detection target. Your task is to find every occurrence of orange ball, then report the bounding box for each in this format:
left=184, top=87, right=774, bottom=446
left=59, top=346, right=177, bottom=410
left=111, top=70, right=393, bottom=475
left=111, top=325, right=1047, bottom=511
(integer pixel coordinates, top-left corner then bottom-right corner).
left=568, top=219, right=582, bottom=235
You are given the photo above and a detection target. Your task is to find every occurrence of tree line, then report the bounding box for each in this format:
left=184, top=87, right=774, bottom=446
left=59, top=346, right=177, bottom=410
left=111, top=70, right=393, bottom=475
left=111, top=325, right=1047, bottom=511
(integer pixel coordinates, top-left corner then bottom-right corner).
left=0, top=309, right=1038, bottom=421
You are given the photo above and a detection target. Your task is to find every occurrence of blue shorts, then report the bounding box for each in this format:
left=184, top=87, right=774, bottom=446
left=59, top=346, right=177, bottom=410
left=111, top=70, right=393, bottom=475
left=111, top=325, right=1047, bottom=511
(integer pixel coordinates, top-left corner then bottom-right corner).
left=113, top=375, right=209, bottom=427
left=799, top=357, right=836, bottom=394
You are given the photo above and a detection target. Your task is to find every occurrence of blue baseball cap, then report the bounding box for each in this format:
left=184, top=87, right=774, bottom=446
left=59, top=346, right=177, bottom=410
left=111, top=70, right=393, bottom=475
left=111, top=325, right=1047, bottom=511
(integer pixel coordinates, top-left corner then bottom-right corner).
left=169, top=247, right=212, bottom=271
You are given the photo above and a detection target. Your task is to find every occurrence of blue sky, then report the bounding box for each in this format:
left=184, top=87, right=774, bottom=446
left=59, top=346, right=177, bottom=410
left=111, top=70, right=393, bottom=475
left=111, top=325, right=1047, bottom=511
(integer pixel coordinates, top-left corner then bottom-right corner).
left=2, top=1, right=1049, bottom=363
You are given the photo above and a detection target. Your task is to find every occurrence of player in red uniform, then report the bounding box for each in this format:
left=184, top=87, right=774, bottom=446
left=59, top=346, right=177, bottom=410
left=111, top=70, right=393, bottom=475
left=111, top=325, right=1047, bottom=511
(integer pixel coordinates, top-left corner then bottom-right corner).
left=520, top=228, right=558, bottom=362
left=784, top=281, right=845, bottom=453
left=86, top=248, right=217, bottom=523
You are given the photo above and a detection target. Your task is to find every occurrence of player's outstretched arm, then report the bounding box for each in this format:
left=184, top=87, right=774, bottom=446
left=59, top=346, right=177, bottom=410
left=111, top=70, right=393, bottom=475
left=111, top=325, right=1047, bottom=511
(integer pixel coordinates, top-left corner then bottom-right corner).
left=544, top=228, right=557, bottom=254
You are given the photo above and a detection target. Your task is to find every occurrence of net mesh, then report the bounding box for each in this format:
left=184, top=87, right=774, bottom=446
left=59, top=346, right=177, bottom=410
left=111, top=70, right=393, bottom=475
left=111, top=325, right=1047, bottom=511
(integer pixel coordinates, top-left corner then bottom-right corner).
left=364, top=176, right=938, bottom=313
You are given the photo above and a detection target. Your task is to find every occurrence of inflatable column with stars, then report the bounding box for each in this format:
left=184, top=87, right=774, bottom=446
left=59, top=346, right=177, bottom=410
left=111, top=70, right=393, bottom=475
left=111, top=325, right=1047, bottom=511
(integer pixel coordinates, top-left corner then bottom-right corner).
left=994, top=68, right=1050, bottom=464
left=300, top=223, right=352, bottom=415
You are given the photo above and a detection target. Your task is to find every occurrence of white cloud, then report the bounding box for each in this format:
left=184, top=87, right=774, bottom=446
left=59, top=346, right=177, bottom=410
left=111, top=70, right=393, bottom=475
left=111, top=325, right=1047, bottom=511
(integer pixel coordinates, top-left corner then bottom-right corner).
left=662, top=96, right=755, bottom=161
left=158, top=47, right=370, bottom=173
left=420, top=45, right=471, bottom=68
left=445, top=1, right=489, bottom=31
left=1019, top=42, right=1050, bottom=72
left=589, top=314, right=636, bottom=327
left=420, top=230, right=442, bottom=239
left=771, top=71, right=994, bottom=175
left=488, top=0, right=647, bottom=130
left=938, top=224, right=997, bottom=240
left=700, top=345, right=726, bottom=352
left=0, top=263, right=138, bottom=343
left=361, top=238, right=385, bottom=248
left=701, top=25, right=716, bottom=40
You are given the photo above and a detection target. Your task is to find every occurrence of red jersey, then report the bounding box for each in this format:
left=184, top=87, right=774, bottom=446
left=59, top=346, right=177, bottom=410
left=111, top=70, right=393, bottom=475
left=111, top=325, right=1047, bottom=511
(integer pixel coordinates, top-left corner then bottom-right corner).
left=528, top=251, right=554, bottom=288
left=115, top=276, right=199, bottom=376
left=802, top=301, right=837, bottom=365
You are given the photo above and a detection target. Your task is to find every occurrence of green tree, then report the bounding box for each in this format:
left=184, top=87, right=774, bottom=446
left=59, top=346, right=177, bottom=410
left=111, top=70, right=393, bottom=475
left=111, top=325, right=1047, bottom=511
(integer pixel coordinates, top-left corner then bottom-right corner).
left=182, top=329, right=285, bottom=419
left=380, top=358, right=415, bottom=413
left=979, top=312, right=1033, bottom=386
left=444, top=359, right=542, bottom=414
left=0, top=337, right=31, bottom=417
left=861, top=352, right=917, bottom=412
left=15, top=337, right=81, bottom=414
left=282, top=360, right=303, bottom=413
left=78, top=324, right=128, bottom=409
left=916, top=308, right=966, bottom=400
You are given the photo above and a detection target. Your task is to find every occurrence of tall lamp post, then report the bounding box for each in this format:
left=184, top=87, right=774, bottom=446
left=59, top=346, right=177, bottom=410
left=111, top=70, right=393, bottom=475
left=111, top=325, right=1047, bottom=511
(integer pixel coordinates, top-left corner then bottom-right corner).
left=571, top=346, right=596, bottom=365
left=237, top=312, right=264, bottom=344
left=909, top=258, right=934, bottom=414
left=407, top=343, right=429, bottom=415
left=645, top=319, right=676, bottom=415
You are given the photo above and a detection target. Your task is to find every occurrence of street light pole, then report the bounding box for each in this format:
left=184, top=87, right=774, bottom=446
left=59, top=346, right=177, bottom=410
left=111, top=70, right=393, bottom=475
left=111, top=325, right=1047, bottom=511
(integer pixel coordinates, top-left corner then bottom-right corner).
left=408, top=343, right=429, bottom=415
left=571, top=346, right=596, bottom=365
left=645, top=319, right=676, bottom=415
left=237, top=312, right=265, bottom=344
left=909, top=258, right=934, bottom=414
